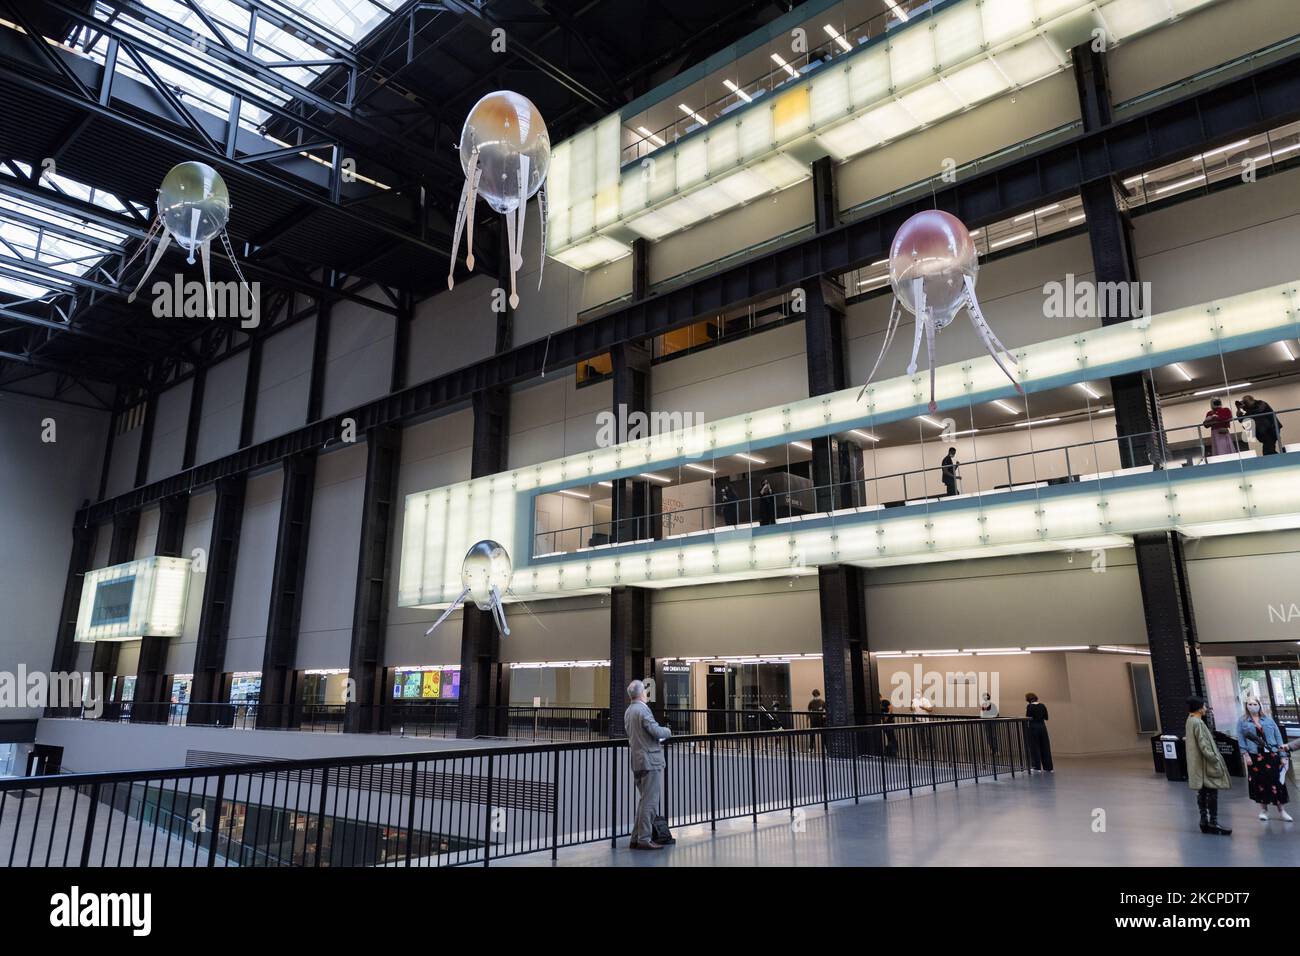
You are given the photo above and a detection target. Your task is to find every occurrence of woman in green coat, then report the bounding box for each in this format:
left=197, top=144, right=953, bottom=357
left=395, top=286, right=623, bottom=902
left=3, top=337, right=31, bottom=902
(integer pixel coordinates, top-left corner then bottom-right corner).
left=1185, top=696, right=1232, bottom=835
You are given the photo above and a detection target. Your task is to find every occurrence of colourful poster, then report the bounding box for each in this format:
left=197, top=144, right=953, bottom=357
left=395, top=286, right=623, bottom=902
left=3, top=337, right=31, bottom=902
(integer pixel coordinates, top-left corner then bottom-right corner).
left=422, top=671, right=442, bottom=698
left=444, top=670, right=460, bottom=700
left=401, top=672, right=423, bottom=699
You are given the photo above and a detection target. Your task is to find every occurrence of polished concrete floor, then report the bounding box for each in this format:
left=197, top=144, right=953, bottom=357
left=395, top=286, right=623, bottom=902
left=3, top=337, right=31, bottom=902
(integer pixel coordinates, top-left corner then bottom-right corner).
left=497, top=755, right=1299, bottom=867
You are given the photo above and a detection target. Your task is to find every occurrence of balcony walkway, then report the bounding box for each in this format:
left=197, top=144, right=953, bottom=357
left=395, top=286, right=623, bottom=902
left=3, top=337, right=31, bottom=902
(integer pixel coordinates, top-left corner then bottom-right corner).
left=496, top=755, right=1299, bottom=867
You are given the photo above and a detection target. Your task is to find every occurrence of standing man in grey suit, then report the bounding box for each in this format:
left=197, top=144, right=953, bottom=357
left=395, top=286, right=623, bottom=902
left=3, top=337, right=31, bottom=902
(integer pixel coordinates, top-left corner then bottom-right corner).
left=625, top=679, right=672, bottom=850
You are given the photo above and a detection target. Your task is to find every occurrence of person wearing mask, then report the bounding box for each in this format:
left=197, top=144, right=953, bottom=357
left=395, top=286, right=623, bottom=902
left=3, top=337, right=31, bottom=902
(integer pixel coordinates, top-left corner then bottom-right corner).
left=1186, top=696, right=1232, bottom=835
left=1202, top=397, right=1235, bottom=457
left=1237, top=697, right=1292, bottom=821
left=1024, top=692, right=1053, bottom=773
left=758, top=478, right=777, bottom=526
left=941, top=447, right=960, bottom=497
left=624, top=679, right=672, bottom=850
left=1236, top=395, right=1282, bottom=455
left=979, top=691, right=999, bottom=755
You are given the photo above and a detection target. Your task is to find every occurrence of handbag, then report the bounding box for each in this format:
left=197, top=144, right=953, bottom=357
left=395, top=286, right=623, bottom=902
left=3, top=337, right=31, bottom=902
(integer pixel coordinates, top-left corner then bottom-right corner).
left=652, top=815, right=675, bottom=845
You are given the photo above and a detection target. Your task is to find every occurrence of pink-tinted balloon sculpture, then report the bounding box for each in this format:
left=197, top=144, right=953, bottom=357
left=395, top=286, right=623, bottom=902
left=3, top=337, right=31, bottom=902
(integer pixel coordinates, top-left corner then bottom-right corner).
left=858, top=210, right=1022, bottom=412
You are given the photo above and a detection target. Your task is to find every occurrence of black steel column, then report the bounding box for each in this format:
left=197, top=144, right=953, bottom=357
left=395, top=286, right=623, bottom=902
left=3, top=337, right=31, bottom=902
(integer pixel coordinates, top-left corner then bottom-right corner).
left=1073, top=41, right=1163, bottom=469
left=608, top=585, right=652, bottom=738
left=818, top=565, right=871, bottom=731
left=133, top=392, right=156, bottom=488
left=190, top=475, right=246, bottom=725
left=306, top=300, right=333, bottom=423
left=805, top=277, right=848, bottom=511
left=457, top=387, right=511, bottom=738
left=239, top=332, right=263, bottom=449
left=390, top=292, right=413, bottom=392
left=610, top=338, right=652, bottom=542
left=49, top=522, right=97, bottom=715
left=1133, top=532, right=1205, bottom=735
left=90, top=510, right=140, bottom=701
left=347, top=425, right=403, bottom=734
left=812, top=156, right=839, bottom=235
left=258, top=452, right=317, bottom=729
left=132, top=494, right=188, bottom=723
left=183, top=365, right=206, bottom=470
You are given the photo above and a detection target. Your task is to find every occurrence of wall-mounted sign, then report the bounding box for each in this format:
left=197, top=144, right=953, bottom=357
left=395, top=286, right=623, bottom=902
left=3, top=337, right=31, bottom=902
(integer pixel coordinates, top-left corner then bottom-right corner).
left=75, top=556, right=192, bottom=643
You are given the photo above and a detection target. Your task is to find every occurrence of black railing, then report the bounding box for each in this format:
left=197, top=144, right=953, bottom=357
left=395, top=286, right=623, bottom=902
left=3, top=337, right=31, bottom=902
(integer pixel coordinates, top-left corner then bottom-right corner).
left=0, top=717, right=1027, bottom=867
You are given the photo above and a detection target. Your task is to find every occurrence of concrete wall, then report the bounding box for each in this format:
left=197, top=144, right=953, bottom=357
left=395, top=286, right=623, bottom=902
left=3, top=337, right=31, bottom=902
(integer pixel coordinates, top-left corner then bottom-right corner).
left=0, top=393, right=107, bottom=718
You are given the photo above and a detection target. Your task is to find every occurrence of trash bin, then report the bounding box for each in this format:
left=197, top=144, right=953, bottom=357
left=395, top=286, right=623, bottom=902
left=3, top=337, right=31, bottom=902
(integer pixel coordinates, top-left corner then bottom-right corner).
left=1151, top=735, right=1166, bottom=773
left=1212, top=730, right=1244, bottom=777
left=1159, top=734, right=1187, bottom=782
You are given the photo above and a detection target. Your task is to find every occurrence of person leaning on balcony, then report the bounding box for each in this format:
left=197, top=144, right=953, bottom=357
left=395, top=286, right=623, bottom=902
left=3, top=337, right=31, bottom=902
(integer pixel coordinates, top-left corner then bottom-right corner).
left=1202, top=397, right=1235, bottom=457
left=941, top=447, right=960, bottom=496
left=625, top=679, right=672, bottom=851
left=1186, top=695, right=1232, bottom=835
left=1236, top=395, right=1282, bottom=455
left=1024, top=692, right=1053, bottom=773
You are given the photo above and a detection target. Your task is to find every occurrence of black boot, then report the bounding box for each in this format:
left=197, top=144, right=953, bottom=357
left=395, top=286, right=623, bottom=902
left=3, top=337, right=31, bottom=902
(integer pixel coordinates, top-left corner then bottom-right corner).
left=1209, top=818, right=1232, bottom=835
left=1198, top=811, right=1212, bottom=834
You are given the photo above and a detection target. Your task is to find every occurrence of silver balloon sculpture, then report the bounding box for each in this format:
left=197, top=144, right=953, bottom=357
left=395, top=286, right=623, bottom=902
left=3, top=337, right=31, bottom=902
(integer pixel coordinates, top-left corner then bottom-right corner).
left=447, top=91, right=551, bottom=309
left=426, top=540, right=513, bottom=637
left=858, top=210, right=1023, bottom=412
left=126, top=161, right=252, bottom=318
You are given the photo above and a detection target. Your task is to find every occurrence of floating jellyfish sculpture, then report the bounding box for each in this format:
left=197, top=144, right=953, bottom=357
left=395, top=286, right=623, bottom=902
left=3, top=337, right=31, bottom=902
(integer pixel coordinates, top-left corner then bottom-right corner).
left=857, top=210, right=1023, bottom=413
left=425, top=540, right=513, bottom=637
left=447, top=91, right=551, bottom=309
left=126, top=161, right=251, bottom=319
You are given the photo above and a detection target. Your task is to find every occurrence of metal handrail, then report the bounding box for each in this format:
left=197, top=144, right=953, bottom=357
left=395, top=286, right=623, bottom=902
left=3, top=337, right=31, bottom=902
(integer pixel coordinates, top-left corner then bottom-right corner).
left=534, top=403, right=1296, bottom=556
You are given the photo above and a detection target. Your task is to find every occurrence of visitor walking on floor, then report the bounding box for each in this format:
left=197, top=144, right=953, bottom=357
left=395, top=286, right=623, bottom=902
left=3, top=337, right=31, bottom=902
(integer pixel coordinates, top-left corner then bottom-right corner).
left=1238, top=697, right=1292, bottom=822
left=624, top=679, right=672, bottom=850
left=1024, top=692, right=1053, bottom=773
left=1186, top=695, right=1232, bottom=835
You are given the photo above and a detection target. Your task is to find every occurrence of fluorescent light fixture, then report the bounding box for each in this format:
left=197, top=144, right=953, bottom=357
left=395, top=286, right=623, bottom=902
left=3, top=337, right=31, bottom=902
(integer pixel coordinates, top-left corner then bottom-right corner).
left=678, top=103, right=708, bottom=125
left=858, top=275, right=890, bottom=289
left=1015, top=203, right=1060, bottom=221
left=871, top=259, right=889, bottom=267
left=735, top=453, right=767, bottom=464
left=920, top=650, right=970, bottom=657
left=949, top=428, right=980, bottom=436
left=1154, top=173, right=1205, bottom=196
left=823, top=24, right=852, bottom=52
left=598, top=481, right=614, bottom=488
left=918, top=415, right=943, bottom=428
left=962, top=647, right=1024, bottom=653
left=790, top=441, right=813, bottom=452
left=1279, top=341, right=1296, bottom=361
left=1193, top=139, right=1250, bottom=162
left=1077, top=382, right=1102, bottom=400
left=1193, top=382, right=1252, bottom=396
left=975, top=650, right=1030, bottom=656
left=1170, top=363, right=1193, bottom=381
left=1014, top=417, right=1060, bottom=427
left=883, top=0, right=909, bottom=21
left=1097, top=645, right=1151, bottom=655
left=1025, top=645, right=1091, bottom=652
left=1068, top=213, right=1086, bottom=223
left=640, top=472, right=673, bottom=483
left=771, top=53, right=797, bottom=78
left=990, top=230, right=1035, bottom=249
left=1247, top=141, right=1300, bottom=165
left=685, top=463, right=717, bottom=474
left=849, top=429, right=880, bottom=442
left=558, top=489, right=590, bottom=499
left=992, top=400, right=1018, bottom=414
left=636, top=126, right=666, bottom=147
left=722, top=79, right=752, bottom=103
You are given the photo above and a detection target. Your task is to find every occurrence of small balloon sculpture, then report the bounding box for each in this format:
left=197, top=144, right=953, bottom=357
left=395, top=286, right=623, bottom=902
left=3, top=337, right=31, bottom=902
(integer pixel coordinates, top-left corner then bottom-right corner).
left=126, top=161, right=252, bottom=319
left=447, top=91, right=551, bottom=308
left=426, top=540, right=513, bottom=637
left=858, top=210, right=1023, bottom=412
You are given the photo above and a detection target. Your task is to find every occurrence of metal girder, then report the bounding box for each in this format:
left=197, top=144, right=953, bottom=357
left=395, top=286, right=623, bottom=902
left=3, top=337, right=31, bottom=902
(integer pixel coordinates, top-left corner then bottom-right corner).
left=78, top=51, right=1300, bottom=526
left=0, top=0, right=452, bottom=258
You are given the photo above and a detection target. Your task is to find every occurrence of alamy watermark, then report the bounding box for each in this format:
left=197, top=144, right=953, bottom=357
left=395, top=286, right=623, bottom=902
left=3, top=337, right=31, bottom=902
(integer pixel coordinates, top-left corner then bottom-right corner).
left=1043, top=273, right=1152, bottom=323
left=887, top=663, right=1000, bottom=710
left=152, top=274, right=260, bottom=329
left=594, top=402, right=707, bottom=453
left=0, top=666, right=104, bottom=717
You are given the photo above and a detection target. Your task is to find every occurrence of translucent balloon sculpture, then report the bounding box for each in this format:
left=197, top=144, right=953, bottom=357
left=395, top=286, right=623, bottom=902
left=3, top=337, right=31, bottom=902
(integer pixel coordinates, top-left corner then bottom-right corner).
left=126, top=161, right=251, bottom=319
left=425, top=540, right=513, bottom=637
left=447, top=91, right=551, bottom=309
left=857, top=210, right=1023, bottom=413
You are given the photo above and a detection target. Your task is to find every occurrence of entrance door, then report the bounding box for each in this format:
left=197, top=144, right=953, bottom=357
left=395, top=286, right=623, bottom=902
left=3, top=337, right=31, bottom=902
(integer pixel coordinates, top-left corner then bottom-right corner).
left=706, top=670, right=726, bottom=734
left=25, top=744, right=62, bottom=777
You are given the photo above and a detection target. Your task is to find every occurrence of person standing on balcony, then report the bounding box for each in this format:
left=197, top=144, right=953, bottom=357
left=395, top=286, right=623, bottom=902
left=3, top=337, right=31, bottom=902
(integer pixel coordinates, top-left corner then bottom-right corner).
left=1024, top=692, right=1053, bottom=773
left=979, top=691, right=999, bottom=755
left=625, top=680, right=672, bottom=851
left=1236, top=395, right=1282, bottom=455
left=1186, top=696, right=1232, bottom=835
left=1202, top=397, right=1235, bottom=457
left=941, top=447, right=960, bottom=496
left=758, top=478, right=777, bottom=525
